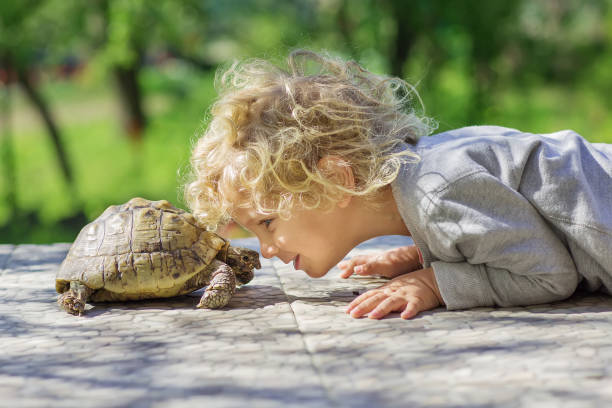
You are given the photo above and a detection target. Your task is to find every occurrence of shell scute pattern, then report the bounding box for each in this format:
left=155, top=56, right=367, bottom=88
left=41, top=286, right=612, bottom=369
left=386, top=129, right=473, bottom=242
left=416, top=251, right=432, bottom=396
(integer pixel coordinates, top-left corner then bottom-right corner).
left=57, top=198, right=216, bottom=296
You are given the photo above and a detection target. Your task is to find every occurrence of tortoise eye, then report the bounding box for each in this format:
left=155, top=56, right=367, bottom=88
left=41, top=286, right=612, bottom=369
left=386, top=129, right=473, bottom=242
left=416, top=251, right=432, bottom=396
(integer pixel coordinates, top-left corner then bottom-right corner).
left=242, top=256, right=249, bottom=261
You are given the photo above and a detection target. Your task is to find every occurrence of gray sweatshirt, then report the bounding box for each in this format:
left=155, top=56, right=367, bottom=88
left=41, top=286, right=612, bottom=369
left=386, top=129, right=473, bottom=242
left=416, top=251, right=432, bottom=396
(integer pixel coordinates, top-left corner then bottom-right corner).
left=391, top=126, right=612, bottom=310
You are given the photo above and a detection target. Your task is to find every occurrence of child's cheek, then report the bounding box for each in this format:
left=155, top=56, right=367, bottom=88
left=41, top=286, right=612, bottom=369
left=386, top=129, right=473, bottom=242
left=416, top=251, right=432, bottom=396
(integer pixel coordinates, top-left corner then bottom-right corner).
left=275, top=234, right=288, bottom=246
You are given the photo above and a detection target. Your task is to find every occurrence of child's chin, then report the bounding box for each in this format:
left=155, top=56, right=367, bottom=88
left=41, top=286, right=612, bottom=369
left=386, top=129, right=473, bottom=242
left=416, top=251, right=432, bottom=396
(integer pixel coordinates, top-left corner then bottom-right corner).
left=304, top=268, right=328, bottom=279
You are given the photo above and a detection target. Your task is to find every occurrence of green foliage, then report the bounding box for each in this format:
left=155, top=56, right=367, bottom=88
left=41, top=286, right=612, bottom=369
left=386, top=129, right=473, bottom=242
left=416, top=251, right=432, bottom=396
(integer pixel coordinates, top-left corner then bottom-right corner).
left=1, top=65, right=215, bottom=242
left=2, top=0, right=612, bottom=243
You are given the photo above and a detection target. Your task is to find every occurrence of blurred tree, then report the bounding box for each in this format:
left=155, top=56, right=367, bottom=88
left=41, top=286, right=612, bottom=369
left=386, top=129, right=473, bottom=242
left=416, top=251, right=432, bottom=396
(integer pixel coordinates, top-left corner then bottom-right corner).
left=0, top=56, right=16, bottom=216
left=324, top=0, right=609, bottom=125
left=447, top=0, right=524, bottom=123
left=513, top=0, right=609, bottom=83
left=87, top=0, right=219, bottom=142
left=93, top=0, right=150, bottom=143
left=2, top=0, right=612, bottom=244
left=0, top=0, right=78, bottom=207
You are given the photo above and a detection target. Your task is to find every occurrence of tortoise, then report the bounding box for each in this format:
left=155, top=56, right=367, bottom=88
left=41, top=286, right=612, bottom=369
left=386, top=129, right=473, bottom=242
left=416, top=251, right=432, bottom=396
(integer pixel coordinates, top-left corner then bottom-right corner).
left=56, top=197, right=261, bottom=315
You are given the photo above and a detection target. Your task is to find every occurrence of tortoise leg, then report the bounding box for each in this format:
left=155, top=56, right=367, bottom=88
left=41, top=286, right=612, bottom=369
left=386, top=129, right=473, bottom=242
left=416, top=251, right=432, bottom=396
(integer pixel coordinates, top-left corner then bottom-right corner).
left=197, top=261, right=236, bottom=309
left=58, top=281, right=94, bottom=316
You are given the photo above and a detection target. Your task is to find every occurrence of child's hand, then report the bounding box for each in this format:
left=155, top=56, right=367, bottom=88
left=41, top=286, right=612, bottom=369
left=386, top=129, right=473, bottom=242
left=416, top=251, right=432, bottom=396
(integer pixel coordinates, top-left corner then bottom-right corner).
left=338, top=245, right=422, bottom=279
left=345, top=267, right=444, bottom=319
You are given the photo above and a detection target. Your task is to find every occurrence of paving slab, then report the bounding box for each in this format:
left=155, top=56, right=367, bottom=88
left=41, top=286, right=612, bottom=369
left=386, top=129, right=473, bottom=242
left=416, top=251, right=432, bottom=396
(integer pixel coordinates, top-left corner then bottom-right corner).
left=1, top=237, right=612, bottom=408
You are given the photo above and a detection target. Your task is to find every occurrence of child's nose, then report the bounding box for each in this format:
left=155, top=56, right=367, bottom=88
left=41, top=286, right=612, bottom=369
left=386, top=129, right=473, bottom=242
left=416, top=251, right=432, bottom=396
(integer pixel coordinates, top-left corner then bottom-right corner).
left=260, top=243, right=279, bottom=259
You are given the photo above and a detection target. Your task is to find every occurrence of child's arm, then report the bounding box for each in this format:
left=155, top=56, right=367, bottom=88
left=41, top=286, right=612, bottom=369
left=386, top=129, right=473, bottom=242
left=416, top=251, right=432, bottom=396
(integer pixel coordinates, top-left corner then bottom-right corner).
left=345, top=267, right=443, bottom=319
left=337, top=245, right=422, bottom=279
left=421, top=171, right=580, bottom=310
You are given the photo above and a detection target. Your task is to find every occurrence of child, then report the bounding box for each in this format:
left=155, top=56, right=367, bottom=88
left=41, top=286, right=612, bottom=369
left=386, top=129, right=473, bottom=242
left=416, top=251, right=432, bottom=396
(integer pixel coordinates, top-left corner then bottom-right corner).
left=184, top=49, right=612, bottom=320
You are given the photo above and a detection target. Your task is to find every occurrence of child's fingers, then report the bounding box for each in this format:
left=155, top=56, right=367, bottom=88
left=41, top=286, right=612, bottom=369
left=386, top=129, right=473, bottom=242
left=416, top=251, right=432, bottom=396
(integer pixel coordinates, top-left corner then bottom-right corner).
left=346, top=290, right=377, bottom=314
left=337, top=260, right=353, bottom=279
left=346, top=291, right=375, bottom=313
left=400, top=300, right=422, bottom=320
left=339, top=266, right=354, bottom=279
left=353, top=263, right=376, bottom=276
left=338, top=261, right=376, bottom=279
left=368, top=296, right=406, bottom=320
left=337, top=260, right=349, bottom=270
left=337, top=254, right=381, bottom=279
left=348, top=293, right=387, bottom=318
left=338, top=255, right=369, bottom=270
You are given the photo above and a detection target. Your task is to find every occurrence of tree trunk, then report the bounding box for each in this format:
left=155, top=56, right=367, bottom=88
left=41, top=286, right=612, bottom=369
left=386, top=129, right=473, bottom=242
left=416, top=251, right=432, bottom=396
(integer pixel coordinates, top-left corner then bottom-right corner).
left=336, top=0, right=359, bottom=60
left=1, top=59, right=17, bottom=215
left=16, top=67, right=75, bottom=188
left=113, top=64, right=146, bottom=143
left=387, top=0, right=415, bottom=78
left=170, top=49, right=215, bottom=72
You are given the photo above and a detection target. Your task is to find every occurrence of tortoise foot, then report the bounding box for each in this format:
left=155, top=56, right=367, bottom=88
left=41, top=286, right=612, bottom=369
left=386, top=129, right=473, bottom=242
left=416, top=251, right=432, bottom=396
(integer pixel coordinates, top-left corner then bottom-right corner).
left=197, top=289, right=231, bottom=309
left=197, top=262, right=236, bottom=309
left=58, top=292, right=86, bottom=316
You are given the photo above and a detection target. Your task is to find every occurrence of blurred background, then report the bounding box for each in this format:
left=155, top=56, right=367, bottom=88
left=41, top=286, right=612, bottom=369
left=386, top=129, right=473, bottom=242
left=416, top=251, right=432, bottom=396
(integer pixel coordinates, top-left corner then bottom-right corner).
left=1, top=0, right=611, bottom=244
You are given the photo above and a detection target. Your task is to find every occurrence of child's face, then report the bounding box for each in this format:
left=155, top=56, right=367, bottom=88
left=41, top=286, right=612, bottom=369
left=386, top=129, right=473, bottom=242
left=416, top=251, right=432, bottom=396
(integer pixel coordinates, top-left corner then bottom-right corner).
left=233, top=203, right=357, bottom=278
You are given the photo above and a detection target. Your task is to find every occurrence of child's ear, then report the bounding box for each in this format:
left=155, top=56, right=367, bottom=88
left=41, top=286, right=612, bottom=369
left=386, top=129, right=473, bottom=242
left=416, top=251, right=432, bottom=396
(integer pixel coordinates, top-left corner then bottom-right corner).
left=317, top=156, right=355, bottom=208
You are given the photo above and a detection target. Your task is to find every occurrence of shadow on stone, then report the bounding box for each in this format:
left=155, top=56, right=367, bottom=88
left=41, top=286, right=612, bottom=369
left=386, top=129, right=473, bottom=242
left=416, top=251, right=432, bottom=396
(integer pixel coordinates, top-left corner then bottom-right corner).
left=79, top=284, right=289, bottom=317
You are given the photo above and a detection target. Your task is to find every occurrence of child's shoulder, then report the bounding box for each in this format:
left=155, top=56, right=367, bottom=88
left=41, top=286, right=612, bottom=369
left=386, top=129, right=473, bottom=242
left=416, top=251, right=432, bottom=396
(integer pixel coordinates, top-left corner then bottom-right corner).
left=412, top=125, right=526, bottom=164
left=414, top=125, right=543, bottom=167
left=425, top=125, right=523, bottom=145
left=397, top=125, right=529, bottom=193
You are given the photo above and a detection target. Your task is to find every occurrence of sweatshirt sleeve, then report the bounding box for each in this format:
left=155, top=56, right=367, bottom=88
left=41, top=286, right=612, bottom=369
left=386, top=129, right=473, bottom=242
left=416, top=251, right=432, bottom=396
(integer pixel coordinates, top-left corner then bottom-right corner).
left=425, top=171, right=580, bottom=310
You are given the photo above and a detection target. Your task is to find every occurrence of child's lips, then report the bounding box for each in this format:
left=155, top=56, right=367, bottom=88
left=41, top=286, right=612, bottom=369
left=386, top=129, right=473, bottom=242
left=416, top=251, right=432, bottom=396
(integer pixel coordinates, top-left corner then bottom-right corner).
left=293, top=254, right=300, bottom=270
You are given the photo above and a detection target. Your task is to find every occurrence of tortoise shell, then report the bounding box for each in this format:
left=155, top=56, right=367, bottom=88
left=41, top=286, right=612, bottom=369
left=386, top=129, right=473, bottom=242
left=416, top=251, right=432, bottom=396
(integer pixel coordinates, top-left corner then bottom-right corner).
left=56, top=197, right=228, bottom=301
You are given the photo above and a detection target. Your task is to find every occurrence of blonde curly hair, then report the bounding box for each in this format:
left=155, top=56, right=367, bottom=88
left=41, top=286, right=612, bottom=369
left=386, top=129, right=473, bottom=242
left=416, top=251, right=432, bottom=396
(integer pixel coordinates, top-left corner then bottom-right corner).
left=184, top=49, right=436, bottom=230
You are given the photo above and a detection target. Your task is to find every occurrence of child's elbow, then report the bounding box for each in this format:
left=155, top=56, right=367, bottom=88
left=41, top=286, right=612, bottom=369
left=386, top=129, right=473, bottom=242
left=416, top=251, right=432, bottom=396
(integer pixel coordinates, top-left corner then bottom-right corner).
left=537, top=269, right=579, bottom=301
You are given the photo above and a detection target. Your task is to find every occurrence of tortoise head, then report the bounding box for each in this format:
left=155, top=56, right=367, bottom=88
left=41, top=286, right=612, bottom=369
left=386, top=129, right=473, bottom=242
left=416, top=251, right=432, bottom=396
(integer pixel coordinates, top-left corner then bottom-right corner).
left=226, top=246, right=261, bottom=285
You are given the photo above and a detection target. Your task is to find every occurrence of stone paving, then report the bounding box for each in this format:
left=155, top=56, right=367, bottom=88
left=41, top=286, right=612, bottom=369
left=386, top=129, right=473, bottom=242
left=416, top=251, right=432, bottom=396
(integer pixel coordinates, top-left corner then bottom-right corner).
left=2, top=236, right=612, bottom=408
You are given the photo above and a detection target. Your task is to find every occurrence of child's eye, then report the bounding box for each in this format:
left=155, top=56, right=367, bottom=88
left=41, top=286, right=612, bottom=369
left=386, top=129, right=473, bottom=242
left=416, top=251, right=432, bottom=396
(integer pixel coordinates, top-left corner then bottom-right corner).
left=259, top=218, right=273, bottom=229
